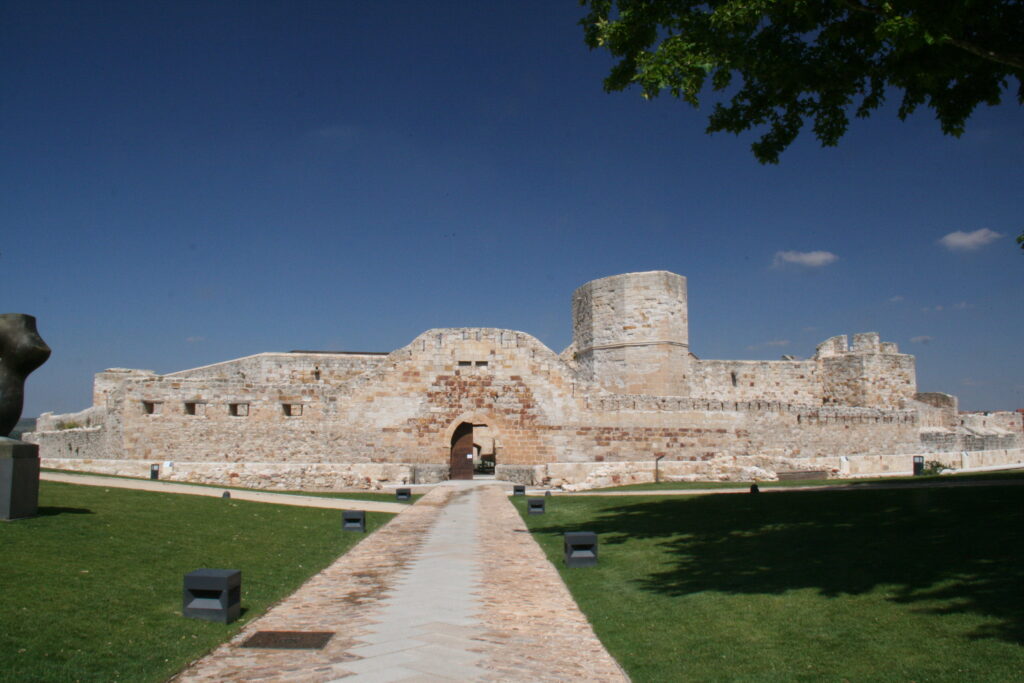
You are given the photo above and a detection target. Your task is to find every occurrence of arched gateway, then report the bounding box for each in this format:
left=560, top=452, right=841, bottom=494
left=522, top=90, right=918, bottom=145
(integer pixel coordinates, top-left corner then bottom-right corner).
left=449, top=422, right=475, bottom=480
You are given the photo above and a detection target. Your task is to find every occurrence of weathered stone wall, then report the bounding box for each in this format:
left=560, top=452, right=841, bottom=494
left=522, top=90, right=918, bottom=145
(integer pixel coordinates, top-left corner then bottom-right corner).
left=689, top=359, right=822, bottom=403
left=913, top=393, right=959, bottom=429
left=166, top=352, right=386, bottom=385
left=817, top=334, right=916, bottom=408
left=572, top=271, right=690, bottom=396
left=960, top=410, right=1024, bottom=433
left=36, top=405, right=106, bottom=430
left=499, top=447, right=1024, bottom=489
left=23, top=425, right=105, bottom=459
left=40, top=458, right=447, bottom=489
left=39, top=447, right=1023, bottom=491
left=32, top=326, right=928, bottom=474
left=26, top=270, right=1020, bottom=489
left=94, top=369, right=155, bottom=407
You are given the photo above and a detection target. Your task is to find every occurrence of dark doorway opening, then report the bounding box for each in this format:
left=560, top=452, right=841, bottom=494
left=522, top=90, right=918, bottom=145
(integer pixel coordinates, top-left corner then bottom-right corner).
left=449, top=422, right=475, bottom=480
left=475, top=442, right=495, bottom=475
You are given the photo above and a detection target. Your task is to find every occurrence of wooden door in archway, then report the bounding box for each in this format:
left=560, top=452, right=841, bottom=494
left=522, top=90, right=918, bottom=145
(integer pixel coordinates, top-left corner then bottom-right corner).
left=449, top=422, right=475, bottom=480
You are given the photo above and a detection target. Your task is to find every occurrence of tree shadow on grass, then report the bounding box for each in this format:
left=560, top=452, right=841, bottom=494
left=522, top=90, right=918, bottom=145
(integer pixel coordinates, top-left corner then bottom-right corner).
left=36, top=506, right=94, bottom=516
left=536, top=486, right=1024, bottom=644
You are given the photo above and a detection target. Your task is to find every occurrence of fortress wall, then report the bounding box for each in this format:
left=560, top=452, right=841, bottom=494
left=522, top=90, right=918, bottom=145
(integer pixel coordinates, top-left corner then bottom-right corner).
left=35, top=405, right=106, bottom=430
left=83, top=329, right=585, bottom=467
left=549, top=405, right=919, bottom=462
left=34, top=344, right=924, bottom=471
left=39, top=446, right=1024, bottom=491
left=165, top=352, right=386, bottom=384
left=39, top=458, right=448, bottom=489
left=818, top=334, right=916, bottom=408
left=23, top=425, right=105, bottom=460
left=913, top=394, right=958, bottom=429
left=688, top=359, right=822, bottom=403
left=960, top=410, right=1024, bottom=433
left=93, top=369, right=155, bottom=406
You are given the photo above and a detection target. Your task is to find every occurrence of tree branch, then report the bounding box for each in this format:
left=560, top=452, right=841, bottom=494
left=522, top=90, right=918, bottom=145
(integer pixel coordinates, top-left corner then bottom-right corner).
left=840, top=0, right=1024, bottom=71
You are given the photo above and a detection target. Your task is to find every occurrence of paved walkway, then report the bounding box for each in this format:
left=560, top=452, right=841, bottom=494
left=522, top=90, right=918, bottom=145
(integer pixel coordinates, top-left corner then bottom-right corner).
left=40, top=471, right=406, bottom=513
left=174, top=481, right=628, bottom=682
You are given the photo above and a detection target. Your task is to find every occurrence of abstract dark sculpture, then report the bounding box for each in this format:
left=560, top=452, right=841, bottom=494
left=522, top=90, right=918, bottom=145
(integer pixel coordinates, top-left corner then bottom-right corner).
left=0, top=314, right=51, bottom=437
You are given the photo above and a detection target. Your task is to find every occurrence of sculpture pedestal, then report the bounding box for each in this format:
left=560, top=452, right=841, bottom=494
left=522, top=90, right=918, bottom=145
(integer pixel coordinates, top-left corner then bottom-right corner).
left=1, top=437, right=39, bottom=520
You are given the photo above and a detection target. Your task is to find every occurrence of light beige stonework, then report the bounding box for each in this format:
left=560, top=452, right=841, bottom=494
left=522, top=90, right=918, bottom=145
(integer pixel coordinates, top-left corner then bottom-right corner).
left=26, top=271, right=1023, bottom=489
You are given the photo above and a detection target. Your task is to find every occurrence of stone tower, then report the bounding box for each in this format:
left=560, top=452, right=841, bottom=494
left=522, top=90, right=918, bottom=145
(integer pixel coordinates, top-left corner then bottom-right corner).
left=571, top=271, right=689, bottom=396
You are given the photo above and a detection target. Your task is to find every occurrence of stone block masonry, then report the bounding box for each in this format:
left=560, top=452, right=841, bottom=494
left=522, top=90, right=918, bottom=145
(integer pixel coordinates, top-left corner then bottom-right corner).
left=25, top=271, right=1021, bottom=488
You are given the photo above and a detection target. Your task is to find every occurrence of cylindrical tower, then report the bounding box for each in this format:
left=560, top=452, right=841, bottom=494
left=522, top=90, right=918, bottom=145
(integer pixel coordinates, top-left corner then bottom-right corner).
left=571, top=271, right=689, bottom=396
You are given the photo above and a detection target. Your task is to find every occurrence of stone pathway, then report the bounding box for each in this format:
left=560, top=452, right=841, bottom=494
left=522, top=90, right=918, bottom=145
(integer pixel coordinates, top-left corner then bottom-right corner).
left=174, top=482, right=627, bottom=682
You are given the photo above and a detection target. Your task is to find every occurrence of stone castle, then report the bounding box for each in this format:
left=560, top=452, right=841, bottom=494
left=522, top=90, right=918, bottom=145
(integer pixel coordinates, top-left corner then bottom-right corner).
left=27, top=271, right=1023, bottom=489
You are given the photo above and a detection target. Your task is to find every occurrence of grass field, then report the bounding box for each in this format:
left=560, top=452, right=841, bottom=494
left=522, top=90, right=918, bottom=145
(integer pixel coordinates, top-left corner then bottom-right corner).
left=0, top=481, right=394, bottom=682
left=40, top=469, right=421, bottom=503
left=593, top=467, right=1024, bottom=492
left=516, top=483, right=1024, bottom=681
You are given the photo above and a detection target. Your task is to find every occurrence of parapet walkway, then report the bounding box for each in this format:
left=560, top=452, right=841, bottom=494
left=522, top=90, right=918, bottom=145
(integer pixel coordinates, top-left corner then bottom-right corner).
left=175, top=481, right=627, bottom=682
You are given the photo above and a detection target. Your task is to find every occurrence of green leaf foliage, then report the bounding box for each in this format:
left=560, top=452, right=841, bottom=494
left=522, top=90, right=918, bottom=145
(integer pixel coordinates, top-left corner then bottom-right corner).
left=580, top=1, right=1024, bottom=163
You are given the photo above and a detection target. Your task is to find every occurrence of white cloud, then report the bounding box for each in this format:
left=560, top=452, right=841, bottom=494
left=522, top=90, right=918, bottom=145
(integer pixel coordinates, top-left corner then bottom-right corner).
left=921, top=305, right=944, bottom=313
left=772, top=250, right=838, bottom=268
left=953, top=301, right=971, bottom=310
left=910, top=335, right=933, bottom=344
left=888, top=295, right=904, bottom=303
left=185, top=336, right=206, bottom=343
left=938, top=228, right=1003, bottom=251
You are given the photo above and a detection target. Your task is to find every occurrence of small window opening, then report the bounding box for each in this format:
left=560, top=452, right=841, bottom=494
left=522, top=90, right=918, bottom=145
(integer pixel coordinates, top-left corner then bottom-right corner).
left=458, top=360, right=472, bottom=367
left=142, top=401, right=162, bottom=415
left=313, top=368, right=321, bottom=381
left=475, top=361, right=488, bottom=367
left=184, top=401, right=204, bottom=416
left=730, top=371, right=738, bottom=387
left=229, top=403, right=249, bottom=417
left=282, top=403, right=303, bottom=417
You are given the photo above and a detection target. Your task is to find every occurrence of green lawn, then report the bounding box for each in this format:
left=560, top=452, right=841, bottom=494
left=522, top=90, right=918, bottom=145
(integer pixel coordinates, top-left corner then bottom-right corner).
left=0, top=481, right=394, bottom=682
left=595, top=467, right=1024, bottom=492
left=516, top=483, right=1024, bottom=681
left=41, top=469, right=420, bottom=503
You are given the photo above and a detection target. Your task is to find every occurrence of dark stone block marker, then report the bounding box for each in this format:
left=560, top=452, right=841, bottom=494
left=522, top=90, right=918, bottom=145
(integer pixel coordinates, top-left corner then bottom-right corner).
left=513, top=484, right=526, bottom=496
left=564, top=531, right=598, bottom=568
left=527, top=497, right=545, bottom=515
left=0, top=439, right=40, bottom=520
left=183, top=569, right=241, bottom=623
left=342, top=509, right=366, bottom=532
left=395, top=488, right=411, bottom=501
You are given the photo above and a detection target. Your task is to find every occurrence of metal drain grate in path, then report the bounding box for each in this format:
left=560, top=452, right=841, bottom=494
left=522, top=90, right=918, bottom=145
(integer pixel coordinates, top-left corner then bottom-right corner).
left=241, top=631, right=335, bottom=649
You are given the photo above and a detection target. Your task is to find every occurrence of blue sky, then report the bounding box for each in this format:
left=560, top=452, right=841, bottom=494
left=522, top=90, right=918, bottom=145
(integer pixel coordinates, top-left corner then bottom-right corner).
left=3, top=1, right=1022, bottom=416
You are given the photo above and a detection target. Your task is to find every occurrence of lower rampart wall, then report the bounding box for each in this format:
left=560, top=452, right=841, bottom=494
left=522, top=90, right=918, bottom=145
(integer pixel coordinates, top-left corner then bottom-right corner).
left=40, top=448, right=1024, bottom=491
left=499, top=448, right=1024, bottom=489
left=40, top=458, right=447, bottom=490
